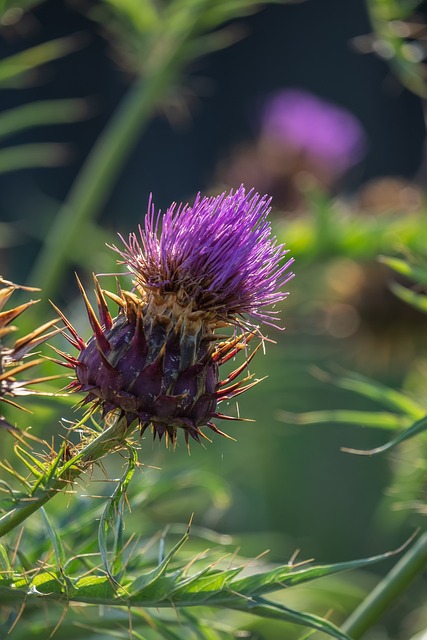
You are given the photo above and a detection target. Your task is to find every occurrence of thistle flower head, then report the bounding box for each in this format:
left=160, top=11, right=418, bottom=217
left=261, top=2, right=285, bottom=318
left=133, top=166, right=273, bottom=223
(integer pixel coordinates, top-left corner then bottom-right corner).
left=0, top=278, right=60, bottom=432
left=60, top=187, right=294, bottom=447
left=116, top=186, right=293, bottom=327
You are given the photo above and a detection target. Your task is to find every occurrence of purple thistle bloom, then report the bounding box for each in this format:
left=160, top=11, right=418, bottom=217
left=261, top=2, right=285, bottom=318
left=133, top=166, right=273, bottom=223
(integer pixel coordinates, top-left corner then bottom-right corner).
left=116, top=186, right=294, bottom=327
left=60, top=186, right=294, bottom=447
left=261, top=89, right=367, bottom=172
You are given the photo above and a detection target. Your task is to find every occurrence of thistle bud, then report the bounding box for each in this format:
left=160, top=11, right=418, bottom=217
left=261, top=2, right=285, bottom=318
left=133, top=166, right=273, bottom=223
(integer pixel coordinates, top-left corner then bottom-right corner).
left=59, top=186, right=294, bottom=446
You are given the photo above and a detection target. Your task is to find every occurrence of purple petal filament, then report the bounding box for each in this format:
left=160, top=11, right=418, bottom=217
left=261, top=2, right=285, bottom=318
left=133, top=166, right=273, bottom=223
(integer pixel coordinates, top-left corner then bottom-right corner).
left=117, top=186, right=294, bottom=326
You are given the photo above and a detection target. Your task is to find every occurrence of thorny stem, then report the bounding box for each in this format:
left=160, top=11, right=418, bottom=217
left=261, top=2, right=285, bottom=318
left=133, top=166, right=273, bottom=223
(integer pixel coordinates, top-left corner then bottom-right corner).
left=342, top=530, right=427, bottom=638
left=0, top=415, right=133, bottom=538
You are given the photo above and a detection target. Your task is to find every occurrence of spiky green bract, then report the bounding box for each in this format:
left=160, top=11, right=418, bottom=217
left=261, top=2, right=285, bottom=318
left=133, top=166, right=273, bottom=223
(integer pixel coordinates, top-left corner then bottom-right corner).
left=0, top=278, right=60, bottom=431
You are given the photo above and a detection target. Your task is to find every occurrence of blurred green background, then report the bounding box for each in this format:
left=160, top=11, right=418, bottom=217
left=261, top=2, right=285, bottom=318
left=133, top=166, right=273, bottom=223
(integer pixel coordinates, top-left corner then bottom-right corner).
left=1, top=0, right=427, bottom=638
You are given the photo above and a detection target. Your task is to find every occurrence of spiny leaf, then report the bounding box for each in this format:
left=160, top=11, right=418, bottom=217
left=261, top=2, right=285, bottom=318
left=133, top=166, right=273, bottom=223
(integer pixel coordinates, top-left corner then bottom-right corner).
left=73, top=574, right=117, bottom=600
left=13, top=445, right=45, bottom=478
left=0, top=537, right=405, bottom=640
left=230, top=545, right=407, bottom=596
left=129, top=523, right=191, bottom=597
left=29, top=571, right=64, bottom=594
left=172, top=567, right=243, bottom=601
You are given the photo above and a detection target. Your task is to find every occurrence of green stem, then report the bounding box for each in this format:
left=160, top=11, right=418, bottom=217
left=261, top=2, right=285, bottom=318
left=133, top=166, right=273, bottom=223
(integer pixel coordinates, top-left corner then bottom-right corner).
left=28, top=33, right=188, bottom=299
left=0, top=416, right=134, bottom=538
left=342, top=530, right=427, bottom=638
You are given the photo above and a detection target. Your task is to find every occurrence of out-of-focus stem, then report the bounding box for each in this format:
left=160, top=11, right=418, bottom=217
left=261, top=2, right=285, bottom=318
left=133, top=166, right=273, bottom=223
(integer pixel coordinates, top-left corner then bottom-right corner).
left=28, top=70, right=172, bottom=299
left=342, top=530, right=427, bottom=638
left=28, top=5, right=205, bottom=300
left=0, top=416, right=132, bottom=538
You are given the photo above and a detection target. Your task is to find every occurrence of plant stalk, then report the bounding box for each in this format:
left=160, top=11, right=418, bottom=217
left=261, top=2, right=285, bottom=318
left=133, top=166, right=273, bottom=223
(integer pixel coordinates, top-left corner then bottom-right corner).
left=342, top=530, right=427, bottom=638
left=28, top=25, right=194, bottom=300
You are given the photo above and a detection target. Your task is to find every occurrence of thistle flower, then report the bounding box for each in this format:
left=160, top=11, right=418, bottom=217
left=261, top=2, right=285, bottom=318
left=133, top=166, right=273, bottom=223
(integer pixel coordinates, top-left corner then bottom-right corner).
left=58, top=187, right=294, bottom=446
left=0, top=278, right=60, bottom=432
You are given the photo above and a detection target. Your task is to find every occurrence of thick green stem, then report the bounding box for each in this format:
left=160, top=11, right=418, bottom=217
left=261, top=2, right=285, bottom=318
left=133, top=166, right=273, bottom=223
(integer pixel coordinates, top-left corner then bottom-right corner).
left=28, top=27, right=193, bottom=300
left=29, top=74, right=169, bottom=299
left=0, top=416, right=134, bottom=538
left=342, top=530, right=427, bottom=638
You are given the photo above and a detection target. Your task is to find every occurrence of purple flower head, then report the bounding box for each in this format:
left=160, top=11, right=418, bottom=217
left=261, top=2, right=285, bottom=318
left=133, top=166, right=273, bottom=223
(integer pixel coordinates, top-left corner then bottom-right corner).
left=116, top=186, right=294, bottom=327
left=59, top=187, right=294, bottom=446
left=261, top=89, right=367, bottom=172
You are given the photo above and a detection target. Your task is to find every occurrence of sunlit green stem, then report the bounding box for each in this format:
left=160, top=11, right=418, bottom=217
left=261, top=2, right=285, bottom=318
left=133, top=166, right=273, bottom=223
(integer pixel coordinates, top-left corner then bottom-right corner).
left=28, top=72, right=173, bottom=299
left=342, top=530, right=427, bottom=638
left=28, top=5, right=206, bottom=299
left=0, top=416, right=133, bottom=538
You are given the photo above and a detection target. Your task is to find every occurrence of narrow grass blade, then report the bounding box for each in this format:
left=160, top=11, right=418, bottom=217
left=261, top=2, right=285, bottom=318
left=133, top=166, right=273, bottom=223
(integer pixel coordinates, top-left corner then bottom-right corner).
left=98, top=445, right=137, bottom=579
left=379, top=256, right=427, bottom=285
left=279, top=409, right=410, bottom=430
left=317, top=368, right=425, bottom=420
left=390, top=281, right=427, bottom=314
left=0, top=143, right=68, bottom=173
left=40, top=507, right=66, bottom=572
left=343, top=414, right=427, bottom=456
left=239, top=598, right=351, bottom=640
left=0, top=99, right=89, bottom=142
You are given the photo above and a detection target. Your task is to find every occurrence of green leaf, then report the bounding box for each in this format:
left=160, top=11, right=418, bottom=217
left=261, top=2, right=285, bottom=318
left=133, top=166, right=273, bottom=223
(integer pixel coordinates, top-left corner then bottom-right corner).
left=346, top=414, right=427, bottom=456
left=40, top=507, right=66, bottom=572
left=129, top=524, right=190, bottom=597
left=279, top=409, right=410, bottom=430
left=0, top=143, right=68, bottom=173
left=391, top=281, right=427, bottom=314
left=231, top=546, right=406, bottom=596
left=172, top=567, right=242, bottom=602
left=0, top=99, right=88, bottom=143
left=379, top=256, right=427, bottom=285
left=238, top=598, right=351, bottom=640
left=322, top=369, right=425, bottom=420
left=0, top=36, right=78, bottom=88
left=0, top=542, right=11, bottom=572
left=73, top=574, right=117, bottom=599
left=29, top=571, right=64, bottom=595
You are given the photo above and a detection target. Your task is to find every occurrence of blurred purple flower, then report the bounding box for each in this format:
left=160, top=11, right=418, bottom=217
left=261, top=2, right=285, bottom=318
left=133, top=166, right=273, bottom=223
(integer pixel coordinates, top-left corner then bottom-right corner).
left=261, top=89, right=367, bottom=172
